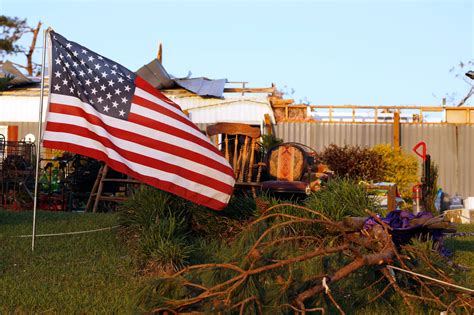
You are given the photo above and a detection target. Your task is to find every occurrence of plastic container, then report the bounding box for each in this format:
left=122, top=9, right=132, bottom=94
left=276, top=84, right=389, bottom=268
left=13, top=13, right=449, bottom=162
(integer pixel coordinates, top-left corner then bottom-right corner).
left=449, top=194, right=464, bottom=210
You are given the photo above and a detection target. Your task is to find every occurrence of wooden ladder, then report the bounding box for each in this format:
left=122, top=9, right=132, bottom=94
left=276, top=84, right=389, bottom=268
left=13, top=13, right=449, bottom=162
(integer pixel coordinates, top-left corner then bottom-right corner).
left=85, top=164, right=141, bottom=213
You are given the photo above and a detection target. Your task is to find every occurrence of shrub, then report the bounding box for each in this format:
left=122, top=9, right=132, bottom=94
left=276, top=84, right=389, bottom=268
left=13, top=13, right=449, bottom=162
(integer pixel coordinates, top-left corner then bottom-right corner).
left=372, top=144, right=418, bottom=199
left=118, top=186, right=193, bottom=273
left=119, top=187, right=258, bottom=272
left=320, top=144, right=384, bottom=181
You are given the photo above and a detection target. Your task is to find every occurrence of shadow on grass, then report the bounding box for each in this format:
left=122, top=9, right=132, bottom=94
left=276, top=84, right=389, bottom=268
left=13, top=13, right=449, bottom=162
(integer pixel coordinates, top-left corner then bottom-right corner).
left=446, top=239, right=474, bottom=253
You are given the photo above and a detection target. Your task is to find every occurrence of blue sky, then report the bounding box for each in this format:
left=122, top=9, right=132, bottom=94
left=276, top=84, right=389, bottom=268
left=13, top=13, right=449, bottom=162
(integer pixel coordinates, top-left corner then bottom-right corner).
left=2, top=0, right=473, bottom=105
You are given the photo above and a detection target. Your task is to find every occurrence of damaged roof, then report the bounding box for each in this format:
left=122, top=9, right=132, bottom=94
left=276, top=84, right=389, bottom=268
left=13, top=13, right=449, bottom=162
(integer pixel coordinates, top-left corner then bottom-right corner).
left=136, top=59, right=227, bottom=98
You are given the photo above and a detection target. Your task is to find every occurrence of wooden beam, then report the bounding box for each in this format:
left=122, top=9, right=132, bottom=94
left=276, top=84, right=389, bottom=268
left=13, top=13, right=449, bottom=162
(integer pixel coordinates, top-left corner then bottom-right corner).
left=157, top=42, right=163, bottom=63
left=264, top=113, right=272, bottom=136
left=223, top=87, right=275, bottom=94
left=393, top=111, right=401, bottom=150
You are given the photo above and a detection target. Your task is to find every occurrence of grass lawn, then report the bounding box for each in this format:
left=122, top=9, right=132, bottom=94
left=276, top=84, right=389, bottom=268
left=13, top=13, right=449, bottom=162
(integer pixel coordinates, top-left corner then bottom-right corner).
left=444, top=223, right=474, bottom=286
left=0, top=209, right=473, bottom=313
left=0, top=210, right=143, bottom=313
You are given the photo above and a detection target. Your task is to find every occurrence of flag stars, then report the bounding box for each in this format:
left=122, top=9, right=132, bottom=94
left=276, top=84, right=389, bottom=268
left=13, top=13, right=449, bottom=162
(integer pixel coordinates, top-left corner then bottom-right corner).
left=51, top=35, right=135, bottom=120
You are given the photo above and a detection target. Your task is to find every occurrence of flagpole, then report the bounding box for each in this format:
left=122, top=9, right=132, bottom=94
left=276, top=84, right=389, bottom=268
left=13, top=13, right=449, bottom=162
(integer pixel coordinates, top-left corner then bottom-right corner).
left=32, top=29, right=49, bottom=251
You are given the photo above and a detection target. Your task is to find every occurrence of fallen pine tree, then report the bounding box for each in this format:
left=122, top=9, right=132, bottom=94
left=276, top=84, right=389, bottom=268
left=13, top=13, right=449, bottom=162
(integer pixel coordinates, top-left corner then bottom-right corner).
left=129, top=202, right=473, bottom=314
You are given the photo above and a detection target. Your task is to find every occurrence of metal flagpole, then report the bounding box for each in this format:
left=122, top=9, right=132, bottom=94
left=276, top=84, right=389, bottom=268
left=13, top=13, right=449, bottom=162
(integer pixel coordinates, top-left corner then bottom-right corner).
left=32, top=29, right=49, bottom=251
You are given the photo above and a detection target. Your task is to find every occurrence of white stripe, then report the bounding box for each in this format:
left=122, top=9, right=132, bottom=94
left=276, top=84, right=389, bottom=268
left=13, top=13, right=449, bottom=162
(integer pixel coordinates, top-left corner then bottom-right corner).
left=131, top=103, right=208, bottom=143
left=134, top=86, right=186, bottom=118
left=42, top=131, right=232, bottom=204
left=49, top=93, right=230, bottom=167
left=133, top=87, right=215, bottom=144
left=45, top=111, right=234, bottom=186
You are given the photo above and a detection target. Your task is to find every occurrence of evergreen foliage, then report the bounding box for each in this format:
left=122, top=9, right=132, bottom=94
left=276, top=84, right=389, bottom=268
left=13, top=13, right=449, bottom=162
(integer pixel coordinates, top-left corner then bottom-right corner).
left=305, top=178, right=379, bottom=221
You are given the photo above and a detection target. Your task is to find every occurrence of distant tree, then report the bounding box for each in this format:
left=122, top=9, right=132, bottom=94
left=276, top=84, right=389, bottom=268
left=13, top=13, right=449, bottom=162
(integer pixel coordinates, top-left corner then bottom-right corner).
left=0, top=15, right=42, bottom=75
left=447, top=60, right=474, bottom=107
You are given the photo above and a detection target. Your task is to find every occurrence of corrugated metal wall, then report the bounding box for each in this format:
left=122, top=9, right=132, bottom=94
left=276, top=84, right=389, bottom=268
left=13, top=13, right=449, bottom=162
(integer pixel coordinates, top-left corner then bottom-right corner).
left=274, top=122, right=393, bottom=151
left=274, top=122, right=474, bottom=198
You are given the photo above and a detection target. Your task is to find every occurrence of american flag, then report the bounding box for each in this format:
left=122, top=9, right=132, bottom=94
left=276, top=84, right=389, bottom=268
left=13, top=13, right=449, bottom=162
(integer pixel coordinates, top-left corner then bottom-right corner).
left=43, top=31, right=235, bottom=210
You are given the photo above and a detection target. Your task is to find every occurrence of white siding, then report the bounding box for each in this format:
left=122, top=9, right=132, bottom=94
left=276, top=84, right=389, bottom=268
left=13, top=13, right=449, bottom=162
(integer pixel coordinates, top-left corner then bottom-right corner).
left=0, top=95, right=48, bottom=122
left=169, top=95, right=275, bottom=125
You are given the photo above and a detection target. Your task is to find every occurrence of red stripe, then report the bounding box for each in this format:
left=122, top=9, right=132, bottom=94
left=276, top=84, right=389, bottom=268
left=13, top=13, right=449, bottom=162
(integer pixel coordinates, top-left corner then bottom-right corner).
left=135, top=76, right=181, bottom=110
left=132, top=93, right=201, bottom=133
left=44, top=121, right=234, bottom=194
left=43, top=140, right=228, bottom=210
left=127, top=112, right=222, bottom=158
left=48, top=103, right=234, bottom=177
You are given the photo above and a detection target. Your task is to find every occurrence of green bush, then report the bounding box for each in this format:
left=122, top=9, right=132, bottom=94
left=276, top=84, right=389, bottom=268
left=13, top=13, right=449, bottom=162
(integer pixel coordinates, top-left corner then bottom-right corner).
left=118, top=186, right=193, bottom=272
left=372, top=144, right=419, bottom=199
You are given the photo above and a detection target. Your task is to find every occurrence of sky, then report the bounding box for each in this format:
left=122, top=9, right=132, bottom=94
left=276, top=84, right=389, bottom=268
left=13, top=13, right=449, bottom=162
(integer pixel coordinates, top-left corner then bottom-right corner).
left=2, top=0, right=473, bottom=106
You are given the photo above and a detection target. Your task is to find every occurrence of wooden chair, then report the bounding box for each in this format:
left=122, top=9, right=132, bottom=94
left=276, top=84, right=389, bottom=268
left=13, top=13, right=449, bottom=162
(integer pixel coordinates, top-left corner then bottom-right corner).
left=261, top=143, right=317, bottom=198
left=206, top=123, right=264, bottom=197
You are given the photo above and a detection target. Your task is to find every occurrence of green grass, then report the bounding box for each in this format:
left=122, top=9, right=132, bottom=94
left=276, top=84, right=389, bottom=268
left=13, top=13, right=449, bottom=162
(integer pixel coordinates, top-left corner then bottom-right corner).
left=444, top=224, right=474, bottom=286
left=0, top=210, right=143, bottom=313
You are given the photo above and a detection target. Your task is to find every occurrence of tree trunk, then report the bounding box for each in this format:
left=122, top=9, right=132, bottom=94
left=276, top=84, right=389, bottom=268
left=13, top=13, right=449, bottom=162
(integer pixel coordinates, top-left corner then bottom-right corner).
left=25, top=21, right=42, bottom=76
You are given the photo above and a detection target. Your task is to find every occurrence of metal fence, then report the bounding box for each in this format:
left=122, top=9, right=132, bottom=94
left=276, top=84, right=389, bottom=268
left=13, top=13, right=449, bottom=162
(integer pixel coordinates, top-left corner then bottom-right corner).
left=274, top=122, right=474, bottom=198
